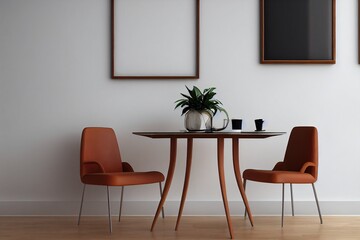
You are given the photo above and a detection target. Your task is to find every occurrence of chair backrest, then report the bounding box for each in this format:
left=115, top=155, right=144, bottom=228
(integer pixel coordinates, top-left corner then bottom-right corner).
left=80, top=127, right=123, bottom=178
left=283, top=126, right=318, bottom=179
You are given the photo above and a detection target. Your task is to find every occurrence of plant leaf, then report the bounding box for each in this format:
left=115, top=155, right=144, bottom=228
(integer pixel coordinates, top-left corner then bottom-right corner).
left=174, top=100, right=187, bottom=109
left=193, top=86, right=202, bottom=98
left=180, top=93, right=191, bottom=100
left=181, top=107, right=190, bottom=116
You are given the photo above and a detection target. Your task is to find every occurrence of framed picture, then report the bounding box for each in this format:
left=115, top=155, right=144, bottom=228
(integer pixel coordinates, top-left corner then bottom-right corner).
left=111, top=0, right=200, bottom=79
left=260, top=0, right=336, bottom=64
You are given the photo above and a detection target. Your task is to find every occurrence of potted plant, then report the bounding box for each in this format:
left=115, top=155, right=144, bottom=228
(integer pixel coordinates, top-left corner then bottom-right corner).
left=175, top=86, right=229, bottom=131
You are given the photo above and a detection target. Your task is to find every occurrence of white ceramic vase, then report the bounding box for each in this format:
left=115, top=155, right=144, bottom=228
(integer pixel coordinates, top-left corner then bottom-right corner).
left=184, top=109, right=212, bottom=131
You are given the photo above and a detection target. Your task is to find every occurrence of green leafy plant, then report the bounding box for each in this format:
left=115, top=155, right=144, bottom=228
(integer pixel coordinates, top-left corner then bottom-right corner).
left=175, top=86, right=228, bottom=117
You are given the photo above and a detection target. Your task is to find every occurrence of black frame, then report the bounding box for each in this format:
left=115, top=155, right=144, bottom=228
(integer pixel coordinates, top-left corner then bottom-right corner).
left=261, top=0, right=336, bottom=64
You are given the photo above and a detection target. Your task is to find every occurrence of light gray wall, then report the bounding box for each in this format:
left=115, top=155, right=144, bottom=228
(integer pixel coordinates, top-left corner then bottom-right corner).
left=1, top=0, right=360, bottom=215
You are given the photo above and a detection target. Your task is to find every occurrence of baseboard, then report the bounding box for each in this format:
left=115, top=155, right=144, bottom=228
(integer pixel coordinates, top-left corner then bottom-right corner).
left=1, top=201, right=359, bottom=216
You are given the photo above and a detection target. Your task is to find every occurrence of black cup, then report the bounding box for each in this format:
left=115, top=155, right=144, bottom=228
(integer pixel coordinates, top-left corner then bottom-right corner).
left=231, top=119, right=242, bottom=131
left=255, top=119, right=264, bottom=131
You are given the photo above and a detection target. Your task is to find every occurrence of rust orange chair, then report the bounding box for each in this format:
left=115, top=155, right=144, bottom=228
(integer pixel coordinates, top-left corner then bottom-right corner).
left=78, top=127, right=165, bottom=232
left=243, top=126, right=322, bottom=226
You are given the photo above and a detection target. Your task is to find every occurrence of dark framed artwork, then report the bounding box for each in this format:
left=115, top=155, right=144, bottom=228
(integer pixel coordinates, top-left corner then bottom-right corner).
left=261, top=0, right=336, bottom=64
left=111, top=0, right=200, bottom=79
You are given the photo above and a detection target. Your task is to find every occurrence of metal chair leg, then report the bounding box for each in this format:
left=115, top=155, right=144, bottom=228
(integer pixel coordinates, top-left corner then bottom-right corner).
left=243, top=179, right=247, bottom=218
left=159, top=182, right=165, bottom=218
left=312, top=183, right=323, bottom=224
left=77, top=184, right=86, bottom=226
left=290, top=183, right=294, bottom=216
left=118, top=186, right=124, bottom=222
left=107, top=186, right=112, bottom=233
left=281, top=183, right=285, bottom=227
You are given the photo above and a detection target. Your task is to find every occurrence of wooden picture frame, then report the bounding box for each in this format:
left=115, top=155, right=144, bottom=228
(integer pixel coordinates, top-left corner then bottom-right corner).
left=260, top=0, right=336, bottom=64
left=111, top=0, right=200, bottom=79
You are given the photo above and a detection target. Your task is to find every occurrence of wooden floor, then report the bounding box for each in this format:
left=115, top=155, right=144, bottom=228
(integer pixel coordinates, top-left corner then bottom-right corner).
left=1, top=216, right=360, bottom=240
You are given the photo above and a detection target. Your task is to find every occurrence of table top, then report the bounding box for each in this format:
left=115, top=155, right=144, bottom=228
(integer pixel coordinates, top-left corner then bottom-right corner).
left=133, top=131, right=286, bottom=139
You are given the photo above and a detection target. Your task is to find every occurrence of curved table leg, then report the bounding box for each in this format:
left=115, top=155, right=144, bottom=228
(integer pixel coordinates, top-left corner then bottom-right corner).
left=232, top=138, right=254, bottom=227
left=151, top=137, right=177, bottom=231
left=217, top=138, right=234, bottom=239
left=175, top=138, right=193, bottom=230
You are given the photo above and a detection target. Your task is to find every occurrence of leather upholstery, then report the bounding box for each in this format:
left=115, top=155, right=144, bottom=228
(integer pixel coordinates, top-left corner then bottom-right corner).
left=82, top=172, right=164, bottom=186
left=243, top=126, right=318, bottom=184
left=80, top=127, right=164, bottom=186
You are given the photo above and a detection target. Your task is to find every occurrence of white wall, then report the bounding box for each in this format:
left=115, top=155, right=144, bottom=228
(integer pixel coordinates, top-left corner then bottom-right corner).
left=1, top=0, right=360, bottom=216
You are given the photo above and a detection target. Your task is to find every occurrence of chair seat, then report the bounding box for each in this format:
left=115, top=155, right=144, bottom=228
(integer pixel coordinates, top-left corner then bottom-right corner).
left=243, top=169, right=316, bottom=184
left=82, top=171, right=164, bottom=186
